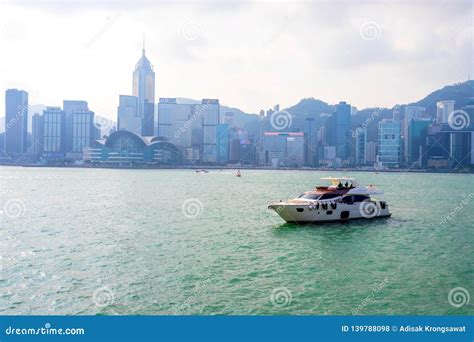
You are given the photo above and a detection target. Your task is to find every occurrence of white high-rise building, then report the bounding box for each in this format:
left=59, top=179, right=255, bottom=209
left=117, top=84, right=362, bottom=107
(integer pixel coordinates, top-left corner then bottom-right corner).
left=436, top=100, right=455, bottom=124
left=132, top=44, right=155, bottom=136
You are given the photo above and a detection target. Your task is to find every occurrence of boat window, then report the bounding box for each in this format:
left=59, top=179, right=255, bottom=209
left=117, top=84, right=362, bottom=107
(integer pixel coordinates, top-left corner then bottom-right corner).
left=298, top=193, right=320, bottom=200
left=341, top=196, right=354, bottom=203
left=352, top=195, right=370, bottom=202
left=319, top=193, right=340, bottom=200
left=342, top=195, right=370, bottom=203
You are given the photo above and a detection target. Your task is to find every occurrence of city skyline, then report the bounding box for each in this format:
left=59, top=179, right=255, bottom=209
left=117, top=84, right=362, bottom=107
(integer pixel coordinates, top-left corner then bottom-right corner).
left=0, top=1, right=472, bottom=121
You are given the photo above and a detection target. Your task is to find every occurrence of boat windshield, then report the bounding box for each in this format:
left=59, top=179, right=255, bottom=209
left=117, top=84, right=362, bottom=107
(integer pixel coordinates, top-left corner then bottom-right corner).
left=298, top=193, right=321, bottom=200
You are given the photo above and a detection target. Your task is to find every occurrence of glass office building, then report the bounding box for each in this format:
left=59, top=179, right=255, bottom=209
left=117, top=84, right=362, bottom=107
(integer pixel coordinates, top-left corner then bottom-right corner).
left=4, top=89, right=28, bottom=154
left=43, top=107, right=66, bottom=155
left=377, top=119, right=401, bottom=168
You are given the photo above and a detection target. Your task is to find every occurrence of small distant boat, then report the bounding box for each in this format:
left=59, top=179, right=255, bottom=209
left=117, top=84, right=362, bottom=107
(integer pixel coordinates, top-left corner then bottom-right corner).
left=195, top=169, right=209, bottom=174
left=236, top=170, right=241, bottom=177
left=268, top=177, right=391, bottom=224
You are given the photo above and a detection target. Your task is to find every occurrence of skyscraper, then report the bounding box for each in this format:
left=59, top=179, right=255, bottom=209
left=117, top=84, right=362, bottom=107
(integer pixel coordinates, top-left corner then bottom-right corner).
left=63, top=100, right=95, bottom=154
left=196, top=99, right=220, bottom=164
left=43, top=106, right=66, bottom=155
left=133, top=44, right=155, bottom=136
left=407, top=118, right=431, bottom=166
left=157, top=98, right=193, bottom=146
left=4, top=89, right=28, bottom=154
left=377, top=119, right=401, bottom=168
left=263, top=132, right=305, bottom=167
left=117, top=95, right=141, bottom=135
left=304, top=117, right=316, bottom=166
left=72, top=110, right=95, bottom=153
left=403, top=106, right=426, bottom=163
left=217, top=123, right=229, bottom=165
left=31, top=113, right=44, bottom=156
left=436, top=100, right=455, bottom=124
left=355, top=127, right=367, bottom=166
left=328, top=101, right=351, bottom=160
left=63, top=100, right=88, bottom=152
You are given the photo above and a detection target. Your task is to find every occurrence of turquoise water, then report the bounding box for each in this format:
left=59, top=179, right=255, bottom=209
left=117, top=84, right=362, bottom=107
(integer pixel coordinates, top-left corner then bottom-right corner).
left=1, top=167, right=473, bottom=315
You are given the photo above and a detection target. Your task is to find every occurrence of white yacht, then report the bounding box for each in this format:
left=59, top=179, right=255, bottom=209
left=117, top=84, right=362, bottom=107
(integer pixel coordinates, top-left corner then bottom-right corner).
left=268, top=177, right=391, bottom=223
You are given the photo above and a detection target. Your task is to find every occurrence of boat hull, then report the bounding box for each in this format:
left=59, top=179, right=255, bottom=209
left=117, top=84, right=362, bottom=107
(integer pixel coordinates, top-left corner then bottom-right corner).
left=268, top=202, right=391, bottom=224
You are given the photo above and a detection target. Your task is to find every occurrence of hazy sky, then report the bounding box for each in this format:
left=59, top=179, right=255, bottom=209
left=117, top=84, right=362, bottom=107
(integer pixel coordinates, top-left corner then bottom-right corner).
left=0, top=0, right=472, bottom=120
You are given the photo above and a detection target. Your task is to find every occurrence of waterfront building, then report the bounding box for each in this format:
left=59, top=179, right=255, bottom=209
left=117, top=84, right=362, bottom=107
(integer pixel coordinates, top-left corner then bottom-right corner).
left=424, top=124, right=450, bottom=168
left=43, top=106, right=66, bottom=157
left=366, top=141, right=377, bottom=163
left=4, top=89, right=28, bottom=154
left=461, top=100, right=474, bottom=165
left=133, top=45, right=155, bottom=136
left=157, top=98, right=193, bottom=147
left=63, top=100, right=95, bottom=155
left=462, top=99, right=474, bottom=126
left=438, top=124, right=474, bottom=169
left=217, top=123, right=229, bottom=165
left=196, top=99, right=220, bottom=164
left=403, top=106, right=426, bottom=163
left=84, top=130, right=181, bottom=165
left=72, top=109, right=95, bottom=153
left=229, top=138, right=241, bottom=163
left=262, top=132, right=305, bottom=167
left=436, top=100, right=455, bottom=124
left=157, top=98, right=221, bottom=165
left=304, top=116, right=317, bottom=166
left=355, top=127, right=367, bottom=166
left=31, top=113, right=43, bottom=156
left=240, top=138, right=255, bottom=165
left=407, top=118, right=431, bottom=166
left=377, top=119, right=401, bottom=168
left=117, top=95, right=141, bottom=135
left=63, top=100, right=88, bottom=153
left=325, top=101, right=351, bottom=161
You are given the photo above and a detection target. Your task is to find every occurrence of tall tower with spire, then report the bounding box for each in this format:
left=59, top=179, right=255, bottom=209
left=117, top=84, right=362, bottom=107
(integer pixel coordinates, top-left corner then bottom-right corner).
left=132, top=37, right=155, bottom=136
